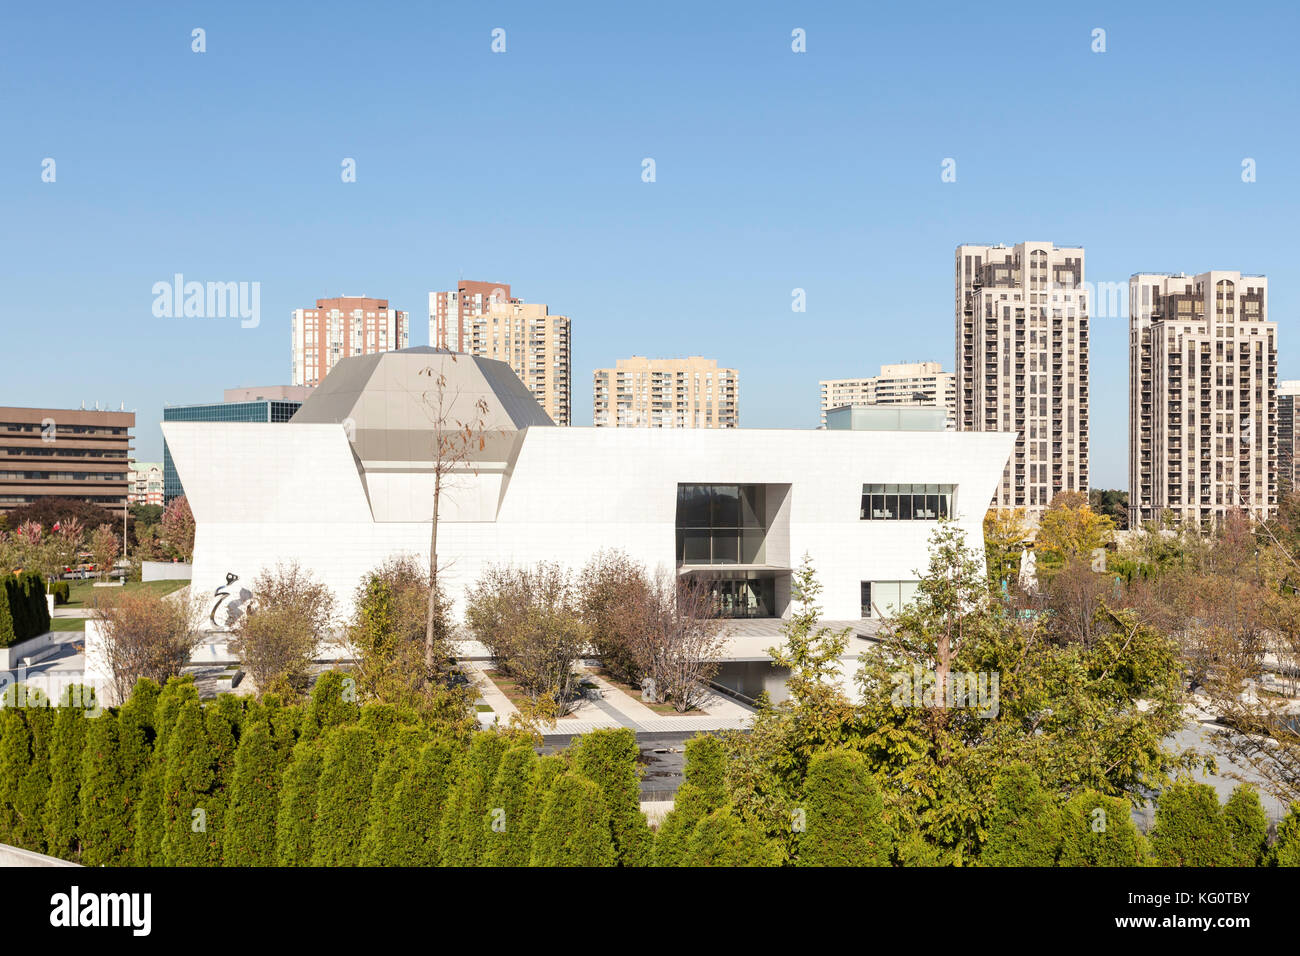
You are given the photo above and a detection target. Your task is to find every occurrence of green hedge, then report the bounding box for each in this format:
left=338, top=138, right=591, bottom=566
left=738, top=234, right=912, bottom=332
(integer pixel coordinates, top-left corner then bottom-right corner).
left=4, top=679, right=1297, bottom=869
left=1149, top=779, right=1234, bottom=867
left=0, top=572, right=49, bottom=647
left=796, top=748, right=890, bottom=867
left=983, top=763, right=1063, bottom=866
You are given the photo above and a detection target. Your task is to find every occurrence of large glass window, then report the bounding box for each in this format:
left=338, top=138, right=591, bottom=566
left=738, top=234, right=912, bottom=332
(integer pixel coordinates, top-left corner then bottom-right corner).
left=860, top=484, right=954, bottom=520
left=863, top=580, right=921, bottom=617
left=697, top=576, right=776, bottom=619
left=676, top=484, right=767, bottom=565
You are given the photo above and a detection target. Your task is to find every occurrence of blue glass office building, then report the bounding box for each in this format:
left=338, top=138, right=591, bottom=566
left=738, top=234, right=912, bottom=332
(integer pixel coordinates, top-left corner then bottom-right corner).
left=162, top=400, right=301, bottom=502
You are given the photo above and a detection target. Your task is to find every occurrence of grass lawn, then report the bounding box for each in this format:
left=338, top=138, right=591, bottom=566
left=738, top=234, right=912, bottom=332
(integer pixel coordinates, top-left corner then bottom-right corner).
left=62, top=578, right=190, bottom=609
left=49, top=618, right=86, bottom=632
left=590, top=667, right=707, bottom=716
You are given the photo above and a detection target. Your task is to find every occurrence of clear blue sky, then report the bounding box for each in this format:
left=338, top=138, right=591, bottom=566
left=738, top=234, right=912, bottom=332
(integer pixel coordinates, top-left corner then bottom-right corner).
left=3, top=1, right=1297, bottom=489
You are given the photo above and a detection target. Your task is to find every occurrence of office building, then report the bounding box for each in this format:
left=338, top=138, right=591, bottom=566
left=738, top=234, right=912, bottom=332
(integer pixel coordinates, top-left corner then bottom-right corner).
left=594, top=356, right=739, bottom=428
left=1129, top=271, right=1276, bottom=527
left=955, top=241, right=1090, bottom=514
left=0, top=406, right=134, bottom=516
left=819, top=362, right=955, bottom=429
left=292, top=296, right=410, bottom=387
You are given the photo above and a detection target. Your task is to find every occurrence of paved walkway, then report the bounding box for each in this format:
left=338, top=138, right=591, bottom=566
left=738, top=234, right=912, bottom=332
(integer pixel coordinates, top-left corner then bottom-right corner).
left=466, top=661, right=755, bottom=737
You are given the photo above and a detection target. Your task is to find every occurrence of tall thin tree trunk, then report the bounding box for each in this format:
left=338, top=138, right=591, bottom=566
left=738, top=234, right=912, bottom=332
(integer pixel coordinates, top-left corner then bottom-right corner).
left=426, top=468, right=441, bottom=679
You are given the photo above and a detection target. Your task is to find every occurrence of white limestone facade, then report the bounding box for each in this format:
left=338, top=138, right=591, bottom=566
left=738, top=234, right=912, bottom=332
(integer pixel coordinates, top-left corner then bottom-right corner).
left=163, top=350, right=1015, bottom=650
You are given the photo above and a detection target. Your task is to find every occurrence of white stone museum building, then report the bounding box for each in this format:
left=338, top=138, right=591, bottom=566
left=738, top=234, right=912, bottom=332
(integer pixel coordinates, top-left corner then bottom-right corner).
left=163, top=349, right=1015, bottom=656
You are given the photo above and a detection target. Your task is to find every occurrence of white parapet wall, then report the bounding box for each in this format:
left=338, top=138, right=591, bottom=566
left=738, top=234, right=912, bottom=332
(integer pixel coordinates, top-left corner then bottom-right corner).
left=143, top=561, right=193, bottom=582
left=82, top=619, right=121, bottom=708
left=0, top=631, right=58, bottom=672
left=0, top=843, right=80, bottom=867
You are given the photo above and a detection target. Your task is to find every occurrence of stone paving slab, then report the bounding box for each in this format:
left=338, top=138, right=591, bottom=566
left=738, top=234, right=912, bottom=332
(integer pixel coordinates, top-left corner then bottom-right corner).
left=577, top=668, right=755, bottom=735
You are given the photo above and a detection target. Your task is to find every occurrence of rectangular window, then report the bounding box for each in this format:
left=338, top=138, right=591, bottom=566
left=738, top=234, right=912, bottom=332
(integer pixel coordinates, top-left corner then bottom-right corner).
left=864, top=580, right=922, bottom=617
left=860, top=484, right=955, bottom=520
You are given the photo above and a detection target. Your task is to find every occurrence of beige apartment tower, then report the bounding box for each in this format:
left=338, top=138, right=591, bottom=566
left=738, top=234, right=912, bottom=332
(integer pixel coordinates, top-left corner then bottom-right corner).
left=593, top=357, right=738, bottom=428
left=955, top=241, right=1090, bottom=514
left=819, top=362, right=955, bottom=429
left=1279, top=380, right=1300, bottom=497
left=1129, top=271, right=1276, bottom=528
left=292, top=296, right=410, bottom=387
left=428, top=283, right=571, bottom=425
left=430, top=280, right=512, bottom=353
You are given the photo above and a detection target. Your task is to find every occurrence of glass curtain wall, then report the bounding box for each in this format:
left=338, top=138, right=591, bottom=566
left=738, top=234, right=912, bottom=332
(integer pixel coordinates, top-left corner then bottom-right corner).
left=676, top=484, right=766, bottom=564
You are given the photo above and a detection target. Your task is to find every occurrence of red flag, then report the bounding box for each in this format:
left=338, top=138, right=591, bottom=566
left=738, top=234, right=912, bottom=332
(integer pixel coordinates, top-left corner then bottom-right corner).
left=52, top=521, right=61, bottom=532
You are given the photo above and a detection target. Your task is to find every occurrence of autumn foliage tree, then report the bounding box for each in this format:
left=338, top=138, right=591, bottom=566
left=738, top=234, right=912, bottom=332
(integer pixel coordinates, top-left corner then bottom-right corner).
left=160, top=495, right=196, bottom=562
left=90, top=589, right=205, bottom=704
left=983, top=507, right=1029, bottom=590
left=1034, top=490, right=1115, bottom=575
left=230, top=562, right=337, bottom=698
left=578, top=550, right=652, bottom=685
left=89, top=523, right=120, bottom=582
left=466, top=563, right=588, bottom=713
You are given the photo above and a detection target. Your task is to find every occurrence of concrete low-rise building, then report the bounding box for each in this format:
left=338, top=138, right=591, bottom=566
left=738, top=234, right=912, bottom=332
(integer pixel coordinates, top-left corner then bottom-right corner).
left=163, top=349, right=1015, bottom=653
left=0, top=406, right=134, bottom=517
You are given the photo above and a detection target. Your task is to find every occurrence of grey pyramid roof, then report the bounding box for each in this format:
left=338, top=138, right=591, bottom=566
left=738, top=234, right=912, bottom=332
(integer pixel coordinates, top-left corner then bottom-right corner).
left=291, top=348, right=553, bottom=462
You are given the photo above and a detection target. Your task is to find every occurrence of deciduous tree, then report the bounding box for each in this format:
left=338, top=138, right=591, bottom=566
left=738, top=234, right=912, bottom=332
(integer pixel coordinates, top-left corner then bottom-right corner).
left=466, top=563, right=588, bottom=713
left=89, top=523, right=120, bottom=583
left=416, top=358, right=490, bottom=684
left=230, top=561, right=337, bottom=699
left=578, top=549, right=652, bottom=685
left=1035, top=490, right=1115, bottom=573
left=160, top=495, right=195, bottom=562
left=90, top=589, right=204, bottom=704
